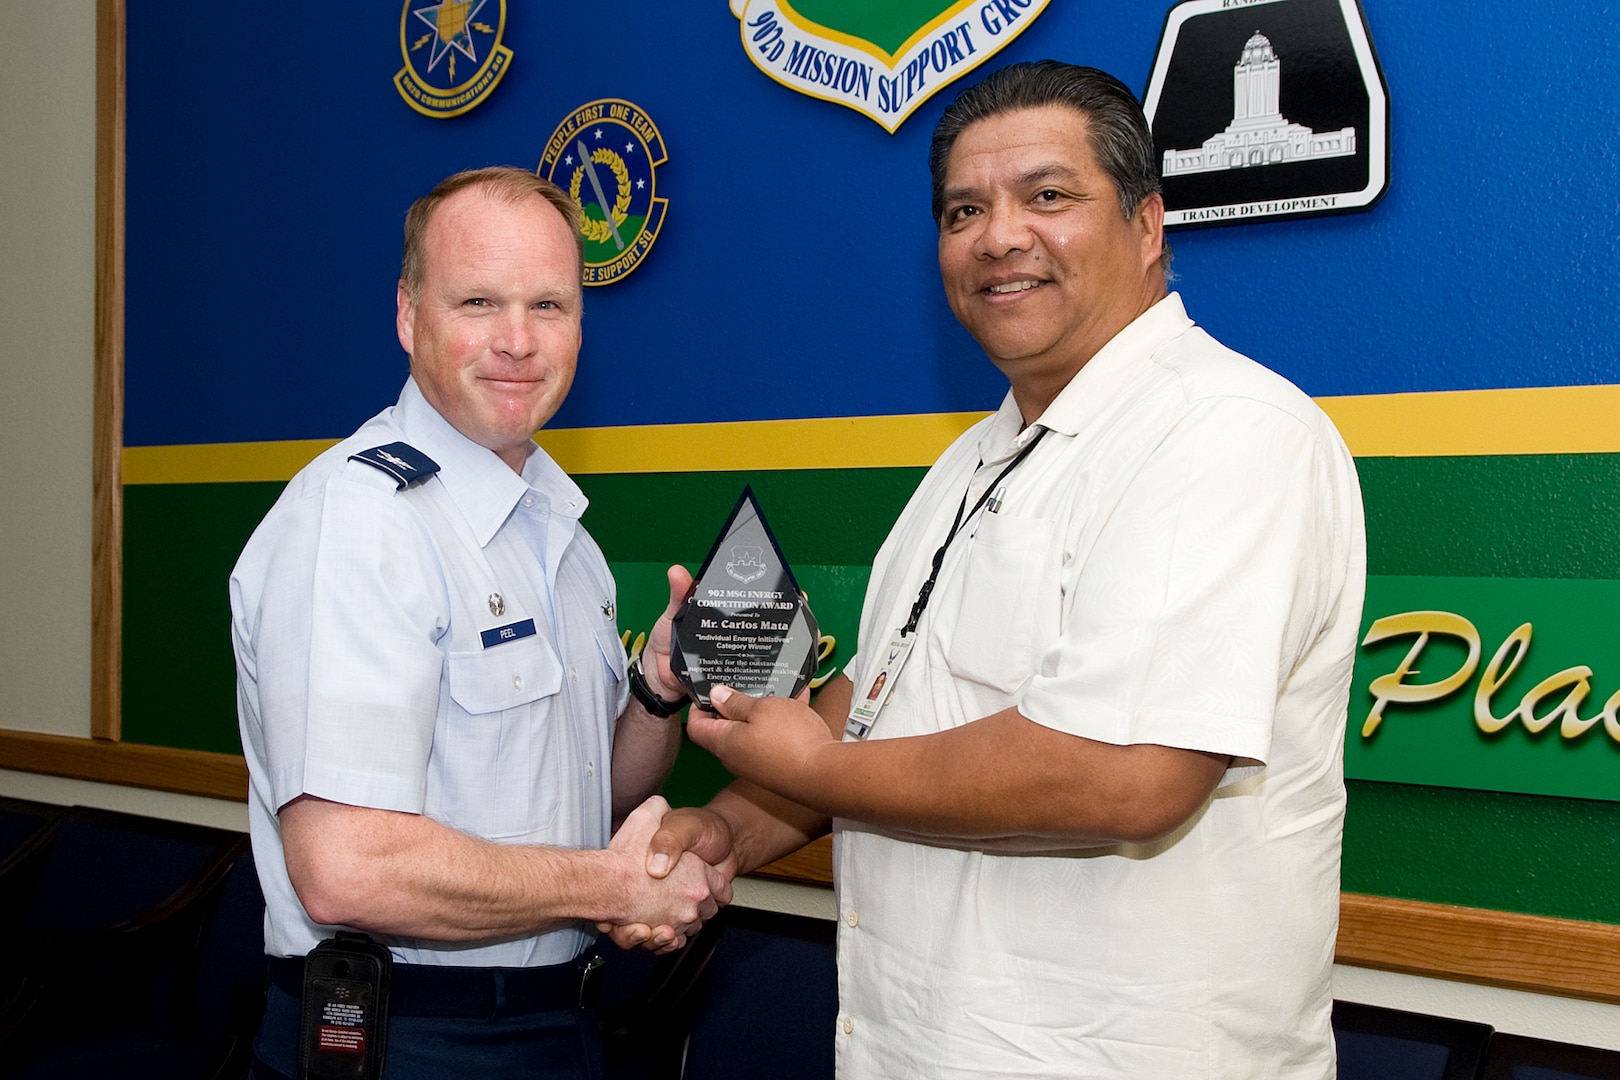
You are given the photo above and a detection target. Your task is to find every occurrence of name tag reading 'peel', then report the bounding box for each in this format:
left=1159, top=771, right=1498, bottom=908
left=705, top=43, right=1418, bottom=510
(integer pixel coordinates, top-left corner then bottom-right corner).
left=480, top=619, right=537, bottom=649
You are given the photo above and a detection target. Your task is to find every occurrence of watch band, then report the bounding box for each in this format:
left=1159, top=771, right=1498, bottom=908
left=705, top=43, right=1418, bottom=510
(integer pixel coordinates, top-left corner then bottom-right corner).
left=628, top=653, right=687, bottom=718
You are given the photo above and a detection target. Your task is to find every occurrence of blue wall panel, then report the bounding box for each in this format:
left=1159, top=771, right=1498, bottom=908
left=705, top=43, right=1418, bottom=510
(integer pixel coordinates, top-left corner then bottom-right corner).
left=125, top=2, right=1620, bottom=447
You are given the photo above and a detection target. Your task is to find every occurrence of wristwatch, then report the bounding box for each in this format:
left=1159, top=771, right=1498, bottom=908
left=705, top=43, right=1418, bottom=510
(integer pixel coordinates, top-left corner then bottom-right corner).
left=628, top=653, right=687, bottom=718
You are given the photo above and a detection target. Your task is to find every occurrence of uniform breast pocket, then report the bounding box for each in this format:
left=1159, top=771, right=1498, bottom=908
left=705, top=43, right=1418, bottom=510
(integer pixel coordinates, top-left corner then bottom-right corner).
left=442, top=637, right=566, bottom=837
left=944, top=513, right=1058, bottom=695
left=447, top=638, right=564, bottom=713
left=593, top=625, right=628, bottom=684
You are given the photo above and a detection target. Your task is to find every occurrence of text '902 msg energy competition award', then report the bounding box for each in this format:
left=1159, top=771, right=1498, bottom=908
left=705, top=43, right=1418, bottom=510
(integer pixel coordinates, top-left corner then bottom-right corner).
left=670, top=488, right=820, bottom=708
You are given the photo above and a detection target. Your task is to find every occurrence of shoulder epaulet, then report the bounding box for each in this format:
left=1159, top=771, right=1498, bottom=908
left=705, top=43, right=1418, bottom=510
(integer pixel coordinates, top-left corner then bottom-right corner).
left=348, top=442, right=441, bottom=490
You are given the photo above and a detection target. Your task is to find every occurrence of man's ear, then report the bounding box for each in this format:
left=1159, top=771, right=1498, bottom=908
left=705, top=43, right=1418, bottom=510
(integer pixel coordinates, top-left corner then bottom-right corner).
left=1135, top=193, right=1166, bottom=272
left=395, top=281, right=415, bottom=357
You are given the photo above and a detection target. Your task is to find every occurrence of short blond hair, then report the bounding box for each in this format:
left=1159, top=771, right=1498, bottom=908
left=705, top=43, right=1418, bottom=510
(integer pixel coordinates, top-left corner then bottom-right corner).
left=400, top=167, right=584, bottom=299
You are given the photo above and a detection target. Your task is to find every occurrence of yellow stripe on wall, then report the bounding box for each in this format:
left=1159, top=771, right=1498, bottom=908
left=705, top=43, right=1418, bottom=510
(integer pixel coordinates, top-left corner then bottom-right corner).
left=121, top=385, right=1620, bottom=485
left=123, top=439, right=342, bottom=485
left=1319, top=385, right=1620, bottom=457
left=533, top=412, right=989, bottom=474
left=122, top=414, right=990, bottom=484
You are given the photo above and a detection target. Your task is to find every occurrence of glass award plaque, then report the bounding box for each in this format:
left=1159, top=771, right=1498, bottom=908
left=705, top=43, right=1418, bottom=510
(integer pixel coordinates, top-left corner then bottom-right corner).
left=670, top=487, right=821, bottom=708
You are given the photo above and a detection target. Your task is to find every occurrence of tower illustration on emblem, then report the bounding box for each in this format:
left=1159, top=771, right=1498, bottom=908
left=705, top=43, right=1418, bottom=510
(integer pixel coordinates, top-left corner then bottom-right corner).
left=1163, top=32, right=1356, bottom=176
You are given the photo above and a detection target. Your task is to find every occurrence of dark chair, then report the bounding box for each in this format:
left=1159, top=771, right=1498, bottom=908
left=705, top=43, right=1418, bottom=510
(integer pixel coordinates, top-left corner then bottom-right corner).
left=600, top=904, right=837, bottom=1080
left=0, top=798, right=64, bottom=863
left=9, top=845, right=267, bottom=1080
left=600, top=911, right=731, bottom=1080
left=679, top=906, right=836, bottom=1080
left=1334, top=1000, right=1493, bottom=1080
left=1481, top=1032, right=1620, bottom=1080
left=0, top=806, right=249, bottom=1076
left=0, top=797, right=65, bottom=920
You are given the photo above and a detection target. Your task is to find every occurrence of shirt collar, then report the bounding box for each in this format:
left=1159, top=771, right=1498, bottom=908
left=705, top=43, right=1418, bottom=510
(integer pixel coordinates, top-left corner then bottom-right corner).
left=395, top=378, right=588, bottom=547
left=973, top=294, right=1193, bottom=464
left=1030, top=292, right=1195, bottom=439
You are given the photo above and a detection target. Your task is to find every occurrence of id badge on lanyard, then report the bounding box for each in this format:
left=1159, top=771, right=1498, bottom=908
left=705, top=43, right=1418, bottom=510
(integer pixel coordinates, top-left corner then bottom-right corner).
left=844, top=631, right=915, bottom=740
left=843, top=426, right=1048, bottom=742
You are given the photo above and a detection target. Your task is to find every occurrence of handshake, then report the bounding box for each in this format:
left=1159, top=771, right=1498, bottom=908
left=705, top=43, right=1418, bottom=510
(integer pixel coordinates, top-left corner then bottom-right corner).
left=598, top=795, right=735, bottom=953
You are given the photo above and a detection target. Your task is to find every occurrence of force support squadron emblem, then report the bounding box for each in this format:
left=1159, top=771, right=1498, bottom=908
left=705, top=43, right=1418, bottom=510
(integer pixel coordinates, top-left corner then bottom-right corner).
left=394, top=0, right=514, bottom=119
left=539, top=100, right=669, bottom=286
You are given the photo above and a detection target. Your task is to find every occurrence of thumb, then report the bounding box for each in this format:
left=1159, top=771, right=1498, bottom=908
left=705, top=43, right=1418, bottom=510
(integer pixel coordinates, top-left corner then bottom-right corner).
left=645, top=809, right=717, bottom=878
left=610, top=794, right=669, bottom=851
left=707, top=684, right=755, bottom=721
left=665, top=564, right=695, bottom=613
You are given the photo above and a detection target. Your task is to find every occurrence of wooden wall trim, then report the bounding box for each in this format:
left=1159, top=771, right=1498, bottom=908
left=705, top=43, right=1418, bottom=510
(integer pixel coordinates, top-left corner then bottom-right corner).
left=92, top=0, right=126, bottom=742
left=1337, top=891, right=1620, bottom=1005
left=756, top=833, right=834, bottom=886
left=758, top=841, right=1620, bottom=1005
left=4, top=735, right=1616, bottom=1004
left=0, top=732, right=246, bottom=801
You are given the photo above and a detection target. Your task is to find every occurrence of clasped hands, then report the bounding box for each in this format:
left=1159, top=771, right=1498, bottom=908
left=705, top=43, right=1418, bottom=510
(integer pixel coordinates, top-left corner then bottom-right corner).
left=601, top=681, right=837, bottom=953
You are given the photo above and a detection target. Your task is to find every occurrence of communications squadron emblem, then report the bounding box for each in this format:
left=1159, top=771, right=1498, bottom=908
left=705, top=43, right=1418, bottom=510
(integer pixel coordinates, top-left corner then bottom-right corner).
left=394, top=0, right=514, bottom=119
left=539, top=100, right=669, bottom=286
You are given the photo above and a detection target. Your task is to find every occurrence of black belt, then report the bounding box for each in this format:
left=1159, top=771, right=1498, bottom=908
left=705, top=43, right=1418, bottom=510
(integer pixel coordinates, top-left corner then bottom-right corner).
left=269, top=952, right=604, bottom=1018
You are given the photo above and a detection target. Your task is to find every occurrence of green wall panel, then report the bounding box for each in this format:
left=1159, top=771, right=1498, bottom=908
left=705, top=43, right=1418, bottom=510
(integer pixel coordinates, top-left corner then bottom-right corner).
left=122, top=481, right=284, bottom=753
left=119, top=453, right=1620, bottom=925
left=1343, top=779, right=1620, bottom=923
left=120, top=470, right=897, bottom=757
left=1359, top=453, right=1620, bottom=579
left=573, top=468, right=924, bottom=565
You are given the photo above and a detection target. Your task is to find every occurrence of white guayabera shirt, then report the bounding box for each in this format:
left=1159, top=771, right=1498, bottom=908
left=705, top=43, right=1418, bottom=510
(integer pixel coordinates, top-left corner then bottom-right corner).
left=835, top=294, right=1366, bottom=1080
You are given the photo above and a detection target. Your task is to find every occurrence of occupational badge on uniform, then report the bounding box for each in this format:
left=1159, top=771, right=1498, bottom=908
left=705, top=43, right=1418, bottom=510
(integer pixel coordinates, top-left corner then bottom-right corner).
left=539, top=100, right=669, bottom=286
left=1143, top=0, right=1389, bottom=229
left=393, top=0, right=513, bottom=119
left=488, top=593, right=505, bottom=616
left=348, top=442, right=441, bottom=491
left=731, top=0, right=1051, bottom=133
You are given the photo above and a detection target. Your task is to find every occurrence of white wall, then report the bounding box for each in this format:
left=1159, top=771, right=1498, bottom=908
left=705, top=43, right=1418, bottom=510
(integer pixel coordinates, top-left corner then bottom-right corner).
left=3, top=2, right=1617, bottom=1055
left=0, top=1, right=96, bottom=739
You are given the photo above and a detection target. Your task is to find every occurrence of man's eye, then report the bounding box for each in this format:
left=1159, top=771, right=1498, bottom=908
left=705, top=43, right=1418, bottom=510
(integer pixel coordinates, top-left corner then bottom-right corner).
left=946, top=205, right=979, bottom=223
left=465, top=297, right=490, bottom=307
left=1036, top=189, right=1061, bottom=203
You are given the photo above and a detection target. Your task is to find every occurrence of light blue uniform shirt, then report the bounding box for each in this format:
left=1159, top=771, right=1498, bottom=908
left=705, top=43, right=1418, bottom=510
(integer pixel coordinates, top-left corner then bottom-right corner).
left=231, top=378, right=628, bottom=966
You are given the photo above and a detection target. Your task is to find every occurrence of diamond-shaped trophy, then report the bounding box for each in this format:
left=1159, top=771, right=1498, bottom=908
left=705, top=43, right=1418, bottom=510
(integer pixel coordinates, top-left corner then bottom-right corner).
left=670, top=487, right=820, bottom=708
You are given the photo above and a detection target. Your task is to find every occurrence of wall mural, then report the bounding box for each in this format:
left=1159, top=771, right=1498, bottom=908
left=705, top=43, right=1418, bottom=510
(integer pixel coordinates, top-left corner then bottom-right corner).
left=116, top=0, right=1620, bottom=925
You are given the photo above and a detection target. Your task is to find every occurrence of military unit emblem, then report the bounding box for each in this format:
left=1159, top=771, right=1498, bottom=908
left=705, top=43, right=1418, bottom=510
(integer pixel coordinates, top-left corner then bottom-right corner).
left=730, top=0, right=1051, bottom=133
left=394, top=0, right=514, bottom=119
left=1143, top=0, right=1389, bottom=228
left=726, top=546, right=769, bottom=585
left=539, top=100, right=670, bottom=286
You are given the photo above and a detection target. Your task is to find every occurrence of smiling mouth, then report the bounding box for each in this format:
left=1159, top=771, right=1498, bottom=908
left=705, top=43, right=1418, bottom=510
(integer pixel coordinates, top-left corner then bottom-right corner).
left=985, top=279, right=1044, bottom=295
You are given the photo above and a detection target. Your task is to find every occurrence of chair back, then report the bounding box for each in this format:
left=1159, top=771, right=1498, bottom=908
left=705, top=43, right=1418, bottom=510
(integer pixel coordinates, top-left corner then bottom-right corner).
left=1480, top=1032, right=1620, bottom=1080
left=1333, top=1000, right=1493, bottom=1080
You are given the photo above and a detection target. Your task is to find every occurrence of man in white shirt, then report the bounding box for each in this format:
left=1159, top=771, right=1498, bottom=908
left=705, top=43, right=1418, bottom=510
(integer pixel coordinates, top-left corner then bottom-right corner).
left=632, top=62, right=1365, bottom=1078
left=231, top=167, right=723, bottom=1079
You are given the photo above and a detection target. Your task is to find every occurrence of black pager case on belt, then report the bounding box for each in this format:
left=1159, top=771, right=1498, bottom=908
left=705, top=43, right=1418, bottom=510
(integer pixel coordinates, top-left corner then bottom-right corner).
left=299, top=931, right=393, bottom=1080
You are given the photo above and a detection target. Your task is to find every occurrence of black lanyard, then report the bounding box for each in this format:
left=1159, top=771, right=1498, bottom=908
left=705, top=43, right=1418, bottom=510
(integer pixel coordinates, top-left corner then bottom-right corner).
left=900, top=426, right=1049, bottom=637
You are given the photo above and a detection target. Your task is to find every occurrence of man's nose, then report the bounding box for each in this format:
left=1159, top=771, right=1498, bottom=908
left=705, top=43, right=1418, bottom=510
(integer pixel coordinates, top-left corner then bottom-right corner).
left=975, top=202, right=1033, bottom=259
left=493, top=309, right=537, bottom=358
